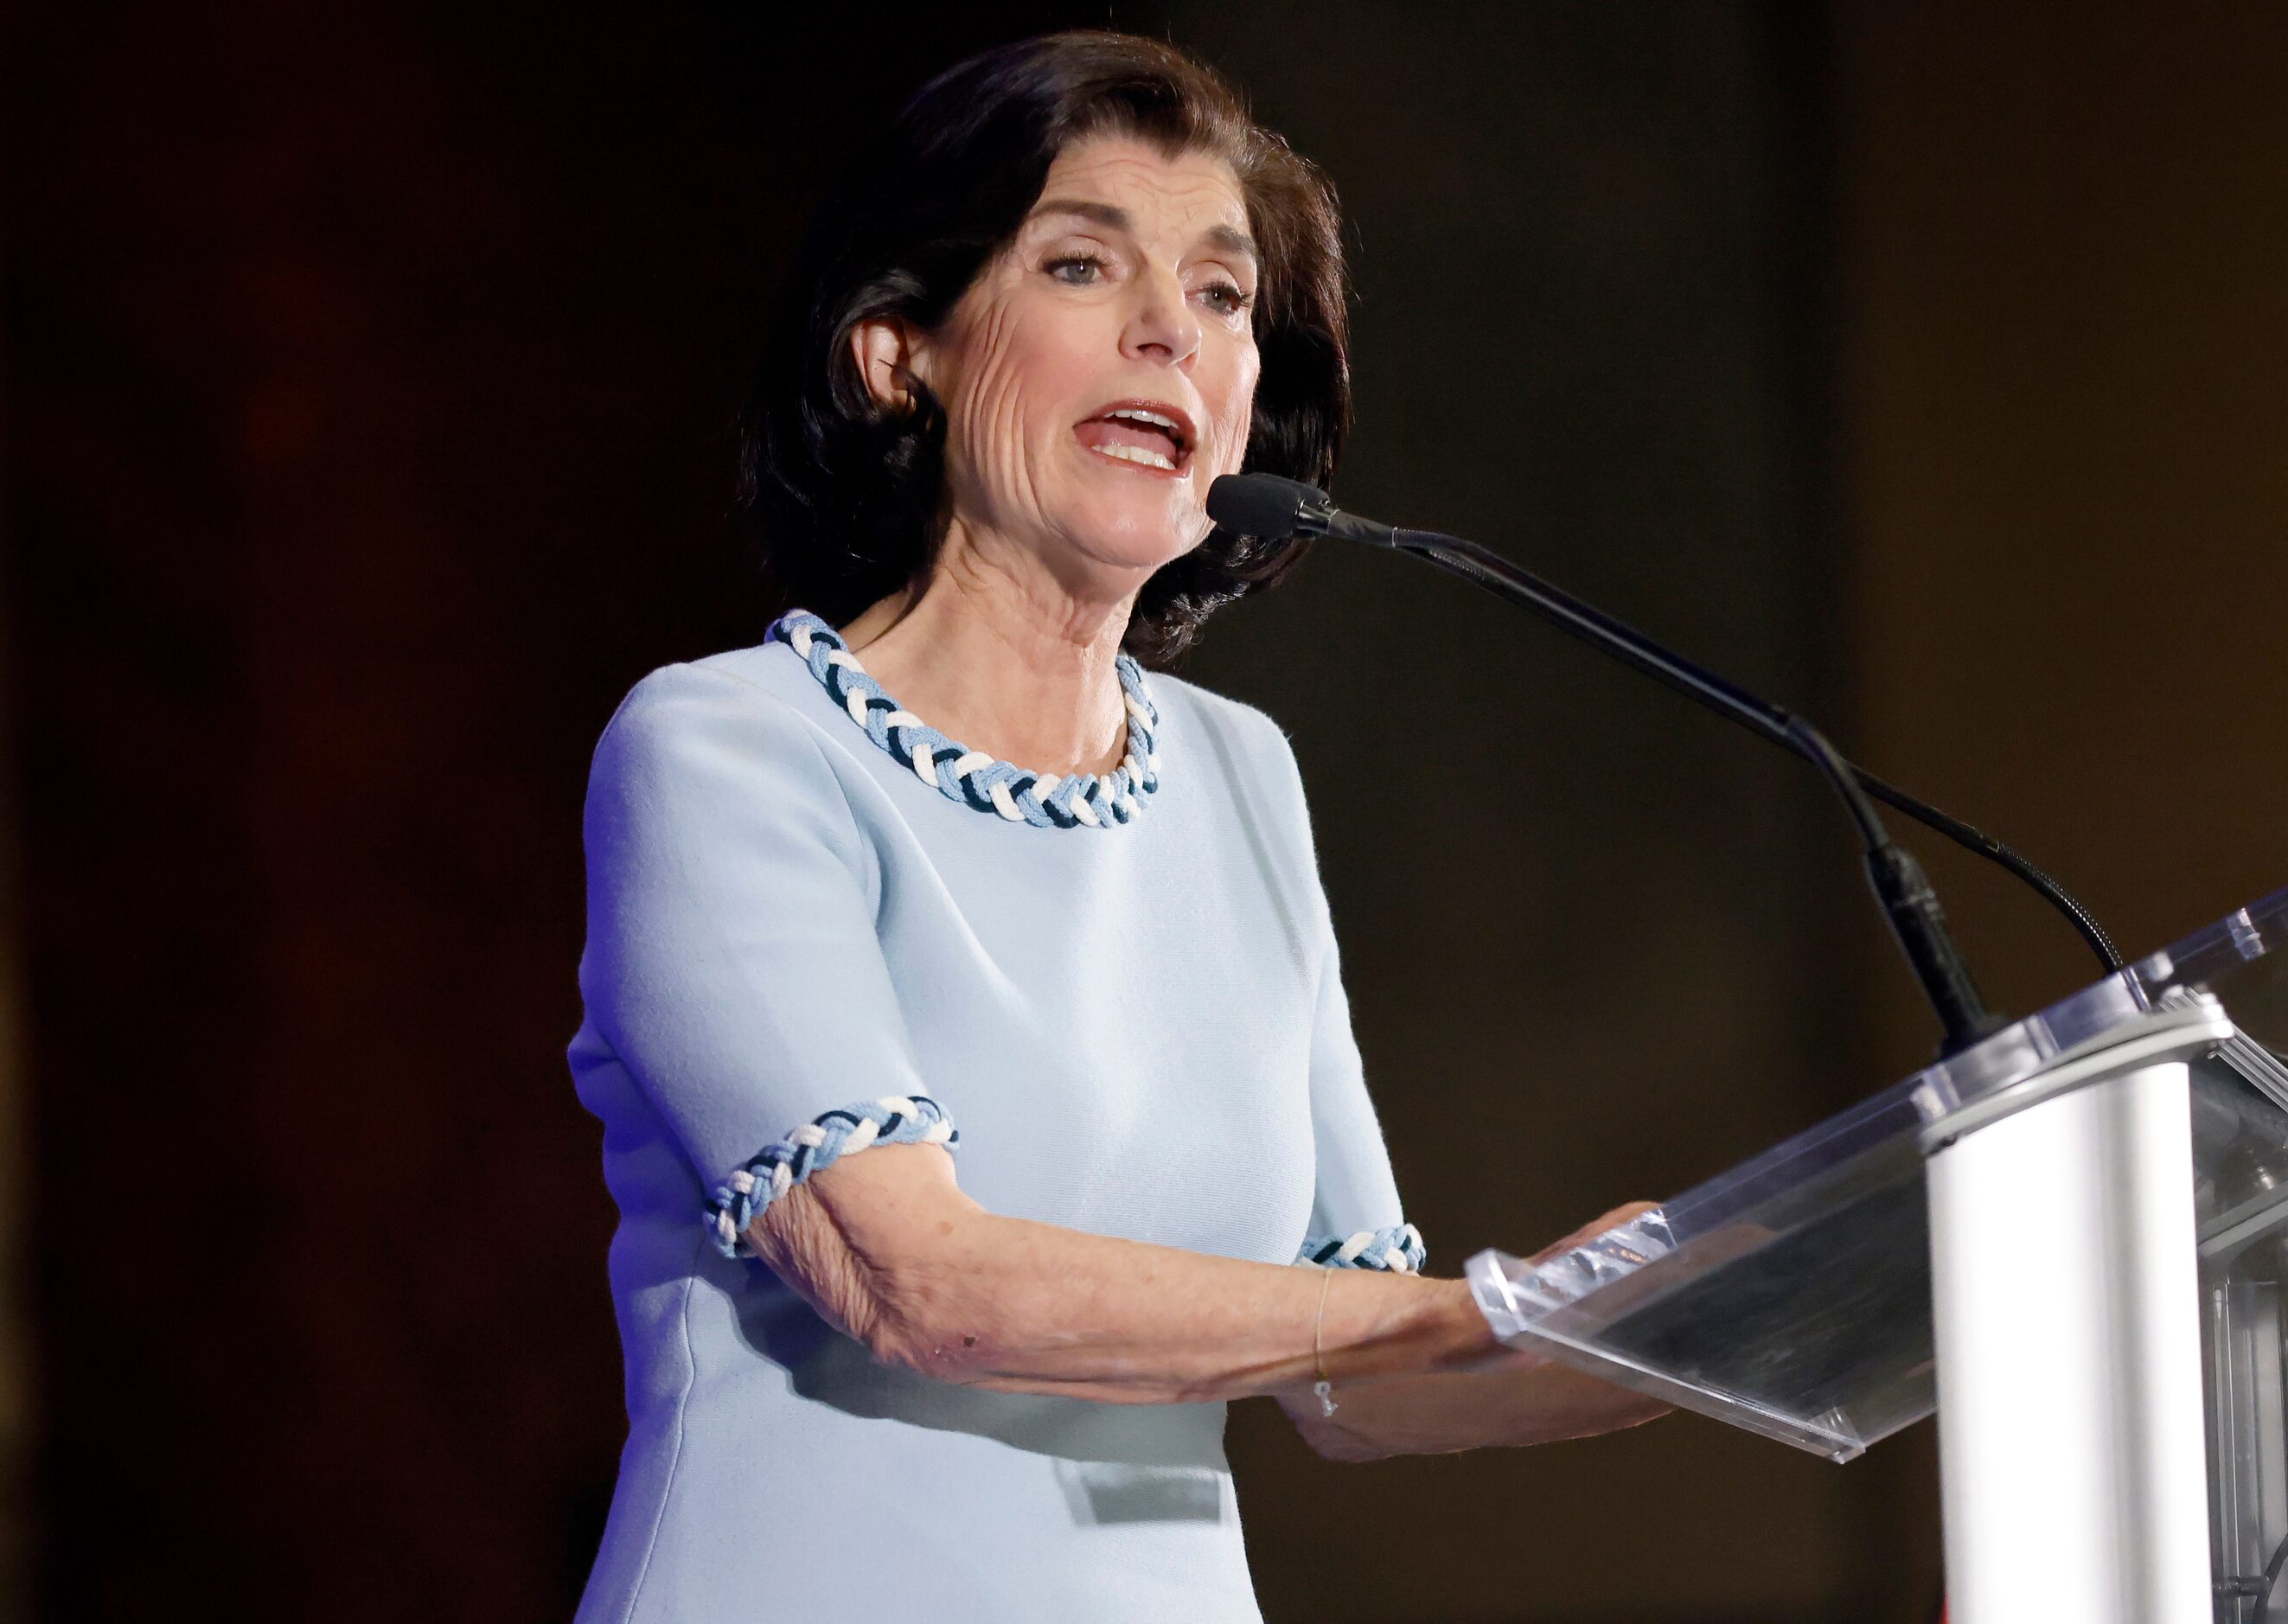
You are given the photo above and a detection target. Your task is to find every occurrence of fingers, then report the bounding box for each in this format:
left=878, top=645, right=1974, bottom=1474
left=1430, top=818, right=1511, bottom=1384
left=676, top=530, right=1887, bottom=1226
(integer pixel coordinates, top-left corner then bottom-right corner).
left=1525, top=1199, right=1663, bottom=1267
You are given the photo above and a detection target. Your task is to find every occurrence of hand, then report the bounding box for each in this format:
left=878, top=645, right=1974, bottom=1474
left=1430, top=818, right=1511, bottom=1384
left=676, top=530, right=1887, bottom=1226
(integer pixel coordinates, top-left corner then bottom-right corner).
left=1525, top=1199, right=1664, bottom=1267
left=1281, top=1198, right=1677, bottom=1459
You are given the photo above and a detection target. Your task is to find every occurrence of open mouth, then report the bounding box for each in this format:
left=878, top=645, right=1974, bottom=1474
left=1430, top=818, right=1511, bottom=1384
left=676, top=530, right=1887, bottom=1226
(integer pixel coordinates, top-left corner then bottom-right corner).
left=1073, top=400, right=1195, bottom=477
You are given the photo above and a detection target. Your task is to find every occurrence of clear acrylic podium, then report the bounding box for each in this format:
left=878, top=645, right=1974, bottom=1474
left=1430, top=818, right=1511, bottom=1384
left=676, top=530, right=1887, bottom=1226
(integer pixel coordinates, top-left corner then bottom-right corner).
left=1469, top=886, right=2288, bottom=1624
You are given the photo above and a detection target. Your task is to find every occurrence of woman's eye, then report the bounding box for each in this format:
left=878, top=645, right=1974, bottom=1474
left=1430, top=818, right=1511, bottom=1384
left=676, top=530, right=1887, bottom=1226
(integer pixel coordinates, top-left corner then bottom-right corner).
left=1199, top=280, right=1256, bottom=316
left=1045, top=254, right=1107, bottom=285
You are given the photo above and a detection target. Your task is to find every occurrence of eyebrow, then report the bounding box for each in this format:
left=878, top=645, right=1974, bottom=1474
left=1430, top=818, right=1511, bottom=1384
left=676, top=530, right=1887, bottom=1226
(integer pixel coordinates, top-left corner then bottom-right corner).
left=1029, top=198, right=1260, bottom=265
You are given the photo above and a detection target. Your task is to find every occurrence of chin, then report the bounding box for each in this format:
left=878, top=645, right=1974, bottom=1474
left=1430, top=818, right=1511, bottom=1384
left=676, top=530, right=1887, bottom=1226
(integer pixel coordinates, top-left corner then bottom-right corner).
left=1059, top=489, right=1209, bottom=577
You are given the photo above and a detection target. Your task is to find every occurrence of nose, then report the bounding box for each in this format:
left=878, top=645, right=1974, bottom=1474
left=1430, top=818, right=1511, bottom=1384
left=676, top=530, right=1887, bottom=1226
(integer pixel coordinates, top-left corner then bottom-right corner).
left=1121, top=265, right=1201, bottom=369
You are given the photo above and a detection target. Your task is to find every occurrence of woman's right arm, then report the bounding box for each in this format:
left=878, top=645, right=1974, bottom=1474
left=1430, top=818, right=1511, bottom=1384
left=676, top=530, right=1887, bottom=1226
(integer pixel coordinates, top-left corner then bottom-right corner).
left=747, top=1138, right=1492, bottom=1405
left=580, top=663, right=1607, bottom=1423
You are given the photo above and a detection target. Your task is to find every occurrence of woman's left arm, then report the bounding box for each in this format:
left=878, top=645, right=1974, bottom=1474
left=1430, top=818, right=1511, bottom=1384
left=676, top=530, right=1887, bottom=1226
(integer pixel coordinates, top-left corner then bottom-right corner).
left=1263, top=714, right=1670, bottom=1457
left=1282, top=1351, right=1671, bottom=1461
left=1290, top=937, right=1673, bottom=1457
left=1288, top=911, right=1669, bottom=1453
left=1276, top=1202, right=1672, bottom=1461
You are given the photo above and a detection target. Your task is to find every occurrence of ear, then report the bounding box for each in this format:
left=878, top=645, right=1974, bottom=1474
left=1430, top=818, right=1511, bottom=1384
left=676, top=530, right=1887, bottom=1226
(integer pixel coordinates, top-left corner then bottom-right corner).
left=848, top=316, right=930, bottom=415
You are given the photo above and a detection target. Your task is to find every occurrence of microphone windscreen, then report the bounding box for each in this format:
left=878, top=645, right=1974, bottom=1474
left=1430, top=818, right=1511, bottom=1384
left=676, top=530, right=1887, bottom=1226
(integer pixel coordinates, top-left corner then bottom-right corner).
left=1206, top=472, right=1324, bottom=540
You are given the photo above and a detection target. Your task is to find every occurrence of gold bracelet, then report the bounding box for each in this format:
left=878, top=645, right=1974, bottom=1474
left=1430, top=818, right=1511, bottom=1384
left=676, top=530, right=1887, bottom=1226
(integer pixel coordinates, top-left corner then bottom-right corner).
left=1311, top=1265, right=1339, bottom=1417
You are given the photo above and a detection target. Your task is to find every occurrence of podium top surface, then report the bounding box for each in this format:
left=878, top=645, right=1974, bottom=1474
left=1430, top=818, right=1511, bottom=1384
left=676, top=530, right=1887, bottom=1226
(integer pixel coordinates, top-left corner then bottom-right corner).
left=1467, top=883, right=2288, bottom=1461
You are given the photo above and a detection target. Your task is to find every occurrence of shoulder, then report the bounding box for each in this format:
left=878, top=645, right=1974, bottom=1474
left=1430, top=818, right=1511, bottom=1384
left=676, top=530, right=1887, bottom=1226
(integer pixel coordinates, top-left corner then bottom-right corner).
left=586, top=642, right=860, bottom=853
left=602, top=640, right=819, bottom=738
left=1147, top=668, right=1293, bottom=758
left=595, top=642, right=833, bottom=768
left=1143, top=668, right=1314, bottom=834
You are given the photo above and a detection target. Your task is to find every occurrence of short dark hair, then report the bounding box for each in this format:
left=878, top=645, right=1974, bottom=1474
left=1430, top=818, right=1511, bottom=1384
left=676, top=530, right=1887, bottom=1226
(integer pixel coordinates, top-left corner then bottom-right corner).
left=742, top=30, right=1351, bottom=665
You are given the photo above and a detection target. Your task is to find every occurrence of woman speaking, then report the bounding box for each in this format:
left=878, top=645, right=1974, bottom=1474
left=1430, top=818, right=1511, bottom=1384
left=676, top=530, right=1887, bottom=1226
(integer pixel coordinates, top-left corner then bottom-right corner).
left=569, top=29, right=1664, bottom=1621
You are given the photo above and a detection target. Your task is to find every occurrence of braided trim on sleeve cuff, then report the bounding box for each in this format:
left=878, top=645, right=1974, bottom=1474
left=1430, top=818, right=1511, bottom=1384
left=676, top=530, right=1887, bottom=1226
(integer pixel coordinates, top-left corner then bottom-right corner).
left=706, top=1095, right=959, bottom=1257
left=1298, top=1223, right=1426, bottom=1274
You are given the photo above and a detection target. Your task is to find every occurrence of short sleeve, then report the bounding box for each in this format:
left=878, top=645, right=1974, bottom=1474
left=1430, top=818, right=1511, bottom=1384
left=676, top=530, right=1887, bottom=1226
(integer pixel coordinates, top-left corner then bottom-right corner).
left=1215, top=695, right=1424, bottom=1274
left=1299, top=928, right=1421, bottom=1269
left=577, top=661, right=931, bottom=1195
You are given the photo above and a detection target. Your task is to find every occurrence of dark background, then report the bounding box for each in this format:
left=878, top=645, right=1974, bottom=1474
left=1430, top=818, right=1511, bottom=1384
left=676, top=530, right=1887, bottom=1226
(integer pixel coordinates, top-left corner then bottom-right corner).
left=5, top=3, right=2284, bottom=1619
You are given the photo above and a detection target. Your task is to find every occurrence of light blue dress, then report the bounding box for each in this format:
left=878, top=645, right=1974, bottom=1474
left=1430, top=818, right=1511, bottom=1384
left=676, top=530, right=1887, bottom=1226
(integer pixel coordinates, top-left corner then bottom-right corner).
left=568, top=620, right=1415, bottom=1622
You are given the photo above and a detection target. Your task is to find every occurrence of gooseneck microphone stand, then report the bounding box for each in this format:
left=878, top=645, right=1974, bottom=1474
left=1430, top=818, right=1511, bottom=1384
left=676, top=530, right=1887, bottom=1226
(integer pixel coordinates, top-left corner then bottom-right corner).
left=1208, top=472, right=2124, bottom=1058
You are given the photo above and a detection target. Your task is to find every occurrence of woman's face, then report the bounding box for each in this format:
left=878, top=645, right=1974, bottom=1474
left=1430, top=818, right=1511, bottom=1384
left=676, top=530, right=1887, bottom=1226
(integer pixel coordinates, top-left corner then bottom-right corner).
left=896, top=136, right=1262, bottom=591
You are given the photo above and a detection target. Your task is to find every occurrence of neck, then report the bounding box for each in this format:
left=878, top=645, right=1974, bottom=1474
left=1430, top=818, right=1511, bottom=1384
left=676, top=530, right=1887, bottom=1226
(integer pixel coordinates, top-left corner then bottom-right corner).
left=836, top=518, right=1143, bottom=780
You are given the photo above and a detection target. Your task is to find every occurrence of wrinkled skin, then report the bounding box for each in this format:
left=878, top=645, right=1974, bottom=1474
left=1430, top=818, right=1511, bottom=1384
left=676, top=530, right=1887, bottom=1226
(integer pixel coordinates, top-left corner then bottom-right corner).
left=866, top=135, right=1262, bottom=597
left=747, top=138, right=1670, bottom=1459
left=838, top=137, right=1262, bottom=779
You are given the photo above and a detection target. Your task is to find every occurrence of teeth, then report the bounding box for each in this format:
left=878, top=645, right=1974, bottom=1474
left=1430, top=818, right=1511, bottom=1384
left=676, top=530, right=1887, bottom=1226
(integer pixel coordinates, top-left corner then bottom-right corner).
left=1092, top=443, right=1178, bottom=471
left=1108, top=407, right=1179, bottom=432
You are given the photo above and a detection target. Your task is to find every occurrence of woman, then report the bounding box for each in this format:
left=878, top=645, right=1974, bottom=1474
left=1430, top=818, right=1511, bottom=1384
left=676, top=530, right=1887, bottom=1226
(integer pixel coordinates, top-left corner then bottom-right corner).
left=570, top=30, right=1665, bottom=1622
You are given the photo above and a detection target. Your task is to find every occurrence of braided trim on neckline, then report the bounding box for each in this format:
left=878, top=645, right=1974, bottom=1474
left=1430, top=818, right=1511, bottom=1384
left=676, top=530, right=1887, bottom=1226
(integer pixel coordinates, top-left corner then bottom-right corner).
left=769, top=610, right=1161, bottom=829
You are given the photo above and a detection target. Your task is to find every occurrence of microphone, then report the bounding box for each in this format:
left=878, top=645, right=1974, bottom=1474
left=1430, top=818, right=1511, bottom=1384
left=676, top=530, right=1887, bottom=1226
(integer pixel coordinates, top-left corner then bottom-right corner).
left=1206, top=472, right=1397, bottom=548
left=1210, top=471, right=2124, bottom=1057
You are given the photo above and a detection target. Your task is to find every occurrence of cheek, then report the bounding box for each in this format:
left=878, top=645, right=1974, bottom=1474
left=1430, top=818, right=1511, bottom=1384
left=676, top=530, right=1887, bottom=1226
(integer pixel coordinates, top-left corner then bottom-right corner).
left=943, top=308, right=1023, bottom=475
left=943, top=300, right=1101, bottom=496
left=1203, top=347, right=1261, bottom=476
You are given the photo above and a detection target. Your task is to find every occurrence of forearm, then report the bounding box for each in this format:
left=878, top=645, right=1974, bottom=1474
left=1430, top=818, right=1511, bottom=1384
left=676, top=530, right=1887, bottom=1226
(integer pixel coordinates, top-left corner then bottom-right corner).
left=1279, top=1346, right=1671, bottom=1460
left=1272, top=1197, right=1675, bottom=1459
left=903, top=1211, right=1493, bottom=1403
left=750, top=1145, right=1498, bottom=1404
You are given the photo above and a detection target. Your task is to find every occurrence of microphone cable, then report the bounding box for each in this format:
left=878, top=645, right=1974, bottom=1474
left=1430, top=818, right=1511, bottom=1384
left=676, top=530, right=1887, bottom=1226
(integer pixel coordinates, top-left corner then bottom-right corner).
left=1208, top=472, right=2126, bottom=1053
left=1396, top=522, right=2121, bottom=977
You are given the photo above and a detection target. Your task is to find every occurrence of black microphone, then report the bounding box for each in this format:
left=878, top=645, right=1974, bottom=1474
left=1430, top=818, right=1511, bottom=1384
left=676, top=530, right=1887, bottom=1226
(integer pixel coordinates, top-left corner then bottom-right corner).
left=1210, top=471, right=2124, bottom=1057
left=1208, top=472, right=1397, bottom=548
